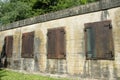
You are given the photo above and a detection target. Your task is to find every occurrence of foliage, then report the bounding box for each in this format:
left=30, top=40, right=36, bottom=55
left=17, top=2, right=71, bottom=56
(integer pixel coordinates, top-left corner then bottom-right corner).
left=0, top=69, right=68, bottom=80
left=0, top=0, right=99, bottom=25
left=0, top=0, right=34, bottom=25
left=51, top=0, right=98, bottom=11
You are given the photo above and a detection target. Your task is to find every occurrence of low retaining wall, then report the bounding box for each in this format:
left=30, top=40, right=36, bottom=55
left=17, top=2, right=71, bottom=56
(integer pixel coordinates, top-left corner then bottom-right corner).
left=0, top=0, right=120, bottom=80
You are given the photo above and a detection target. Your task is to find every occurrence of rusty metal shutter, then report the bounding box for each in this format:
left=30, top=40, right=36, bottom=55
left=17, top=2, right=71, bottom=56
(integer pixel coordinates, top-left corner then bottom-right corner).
left=85, top=20, right=114, bottom=60
left=47, top=28, right=66, bottom=59
left=56, top=28, right=66, bottom=58
left=84, top=23, right=96, bottom=59
left=22, top=31, right=34, bottom=58
left=5, top=36, right=13, bottom=58
left=96, top=21, right=114, bottom=59
left=47, top=29, right=56, bottom=58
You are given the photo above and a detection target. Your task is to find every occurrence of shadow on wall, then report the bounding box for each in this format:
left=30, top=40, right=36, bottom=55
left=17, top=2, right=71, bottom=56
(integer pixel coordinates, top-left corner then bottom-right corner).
left=0, top=38, right=7, bottom=68
left=0, top=38, right=7, bottom=80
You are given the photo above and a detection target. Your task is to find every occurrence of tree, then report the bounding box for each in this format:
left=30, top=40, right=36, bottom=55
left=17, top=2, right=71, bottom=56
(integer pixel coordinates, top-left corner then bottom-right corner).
left=0, top=0, right=35, bottom=25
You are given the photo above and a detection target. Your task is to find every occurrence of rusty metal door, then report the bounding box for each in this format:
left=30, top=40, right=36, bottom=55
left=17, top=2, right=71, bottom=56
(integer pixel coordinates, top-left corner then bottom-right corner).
left=22, top=31, right=34, bottom=58
left=5, top=36, right=13, bottom=58
left=47, top=28, right=66, bottom=59
left=84, top=20, right=114, bottom=60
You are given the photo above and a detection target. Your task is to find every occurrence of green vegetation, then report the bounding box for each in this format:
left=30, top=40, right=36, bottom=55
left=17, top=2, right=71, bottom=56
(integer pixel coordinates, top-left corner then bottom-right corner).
left=0, top=0, right=99, bottom=25
left=0, top=69, right=68, bottom=80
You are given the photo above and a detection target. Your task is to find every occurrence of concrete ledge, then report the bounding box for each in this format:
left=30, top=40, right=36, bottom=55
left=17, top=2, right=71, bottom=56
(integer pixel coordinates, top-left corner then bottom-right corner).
left=1, top=0, right=120, bottom=31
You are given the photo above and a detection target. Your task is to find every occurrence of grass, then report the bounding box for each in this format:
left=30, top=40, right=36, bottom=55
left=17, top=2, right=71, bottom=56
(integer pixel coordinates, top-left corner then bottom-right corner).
left=0, top=69, right=68, bottom=80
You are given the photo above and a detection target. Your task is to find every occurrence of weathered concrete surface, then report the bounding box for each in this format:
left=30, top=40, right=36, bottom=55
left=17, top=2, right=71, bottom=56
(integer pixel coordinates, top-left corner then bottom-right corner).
left=0, top=1, right=120, bottom=80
